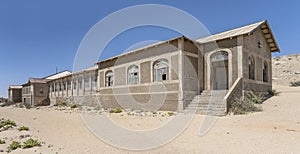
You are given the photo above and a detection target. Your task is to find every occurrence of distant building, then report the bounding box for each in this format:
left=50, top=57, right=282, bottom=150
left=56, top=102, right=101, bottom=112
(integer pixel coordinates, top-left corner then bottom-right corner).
left=22, top=78, right=50, bottom=106
left=8, top=85, right=22, bottom=103
left=20, top=71, right=72, bottom=107
left=0, top=97, right=8, bottom=103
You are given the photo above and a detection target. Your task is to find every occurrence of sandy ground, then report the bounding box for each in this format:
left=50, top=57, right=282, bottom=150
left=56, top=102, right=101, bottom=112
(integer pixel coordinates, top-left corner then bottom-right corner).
left=0, top=84, right=300, bottom=154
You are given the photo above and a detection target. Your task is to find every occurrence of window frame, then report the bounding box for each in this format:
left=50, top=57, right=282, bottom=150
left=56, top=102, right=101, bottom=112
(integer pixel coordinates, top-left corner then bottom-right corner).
left=263, top=61, right=268, bottom=82
left=127, top=65, right=139, bottom=85
left=153, top=59, right=169, bottom=82
left=105, top=70, right=114, bottom=87
left=248, top=56, right=255, bottom=80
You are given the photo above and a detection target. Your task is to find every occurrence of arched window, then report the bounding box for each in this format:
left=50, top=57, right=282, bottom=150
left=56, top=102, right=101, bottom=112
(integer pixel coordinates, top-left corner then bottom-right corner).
left=105, top=71, right=113, bottom=87
left=211, top=51, right=228, bottom=62
left=263, top=61, right=268, bottom=82
left=128, top=65, right=139, bottom=84
left=249, top=56, right=255, bottom=80
left=153, top=59, right=169, bottom=81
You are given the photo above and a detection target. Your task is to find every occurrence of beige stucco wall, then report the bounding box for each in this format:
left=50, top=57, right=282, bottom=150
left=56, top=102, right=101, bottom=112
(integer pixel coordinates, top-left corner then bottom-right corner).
left=95, top=39, right=182, bottom=111
left=242, top=28, right=272, bottom=93
left=201, top=38, right=238, bottom=90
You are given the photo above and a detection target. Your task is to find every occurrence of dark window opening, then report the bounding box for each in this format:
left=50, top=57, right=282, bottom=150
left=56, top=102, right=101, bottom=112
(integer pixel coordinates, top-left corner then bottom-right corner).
left=162, top=74, right=167, bottom=80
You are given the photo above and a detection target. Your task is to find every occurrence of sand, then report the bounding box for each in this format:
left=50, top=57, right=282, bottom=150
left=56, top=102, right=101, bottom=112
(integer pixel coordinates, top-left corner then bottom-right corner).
left=0, top=84, right=300, bottom=154
left=272, top=54, right=300, bottom=85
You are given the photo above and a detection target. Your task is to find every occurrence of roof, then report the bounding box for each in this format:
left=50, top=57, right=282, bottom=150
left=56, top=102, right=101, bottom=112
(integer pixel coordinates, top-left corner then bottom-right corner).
left=47, top=66, right=98, bottom=82
left=196, top=20, right=280, bottom=52
left=28, top=78, right=49, bottom=84
left=44, top=70, right=72, bottom=80
left=96, top=36, right=185, bottom=64
left=9, top=85, right=22, bottom=89
left=72, top=66, right=98, bottom=75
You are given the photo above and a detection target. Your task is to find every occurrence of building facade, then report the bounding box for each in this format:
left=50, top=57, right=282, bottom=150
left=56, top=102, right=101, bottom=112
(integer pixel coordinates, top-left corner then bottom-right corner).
left=48, top=67, right=98, bottom=106
left=22, top=78, right=50, bottom=106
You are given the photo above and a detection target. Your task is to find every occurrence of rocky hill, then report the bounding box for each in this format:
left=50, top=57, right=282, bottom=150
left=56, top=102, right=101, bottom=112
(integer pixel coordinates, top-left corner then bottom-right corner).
left=272, top=54, right=300, bottom=86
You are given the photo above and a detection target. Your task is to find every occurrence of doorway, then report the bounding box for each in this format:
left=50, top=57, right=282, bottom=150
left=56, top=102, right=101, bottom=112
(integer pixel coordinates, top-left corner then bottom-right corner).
left=210, top=51, right=229, bottom=90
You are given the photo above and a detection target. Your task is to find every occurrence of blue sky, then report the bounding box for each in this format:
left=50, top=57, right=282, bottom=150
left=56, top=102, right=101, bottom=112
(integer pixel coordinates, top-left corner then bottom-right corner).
left=0, top=0, right=299, bottom=97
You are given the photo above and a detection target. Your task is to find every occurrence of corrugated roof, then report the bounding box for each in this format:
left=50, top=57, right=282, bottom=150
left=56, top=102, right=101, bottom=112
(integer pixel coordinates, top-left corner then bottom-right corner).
left=29, top=78, right=49, bottom=84
left=196, top=20, right=280, bottom=52
left=197, top=21, right=265, bottom=43
left=44, top=70, right=72, bottom=80
left=47, top=66, right=98, bottom=82
left=96, top=36, right=184, bottom=64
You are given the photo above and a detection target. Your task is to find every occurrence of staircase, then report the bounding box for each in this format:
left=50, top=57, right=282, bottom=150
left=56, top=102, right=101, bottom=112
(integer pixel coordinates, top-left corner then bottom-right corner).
left=184, top=90, right=227, bottom=116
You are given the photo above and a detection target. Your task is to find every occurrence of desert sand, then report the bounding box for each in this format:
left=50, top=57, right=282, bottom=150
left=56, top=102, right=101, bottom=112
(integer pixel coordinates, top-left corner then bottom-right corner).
left=272, top=54, right=300, bottom=85
left=0, top=84, right=300, bottom=154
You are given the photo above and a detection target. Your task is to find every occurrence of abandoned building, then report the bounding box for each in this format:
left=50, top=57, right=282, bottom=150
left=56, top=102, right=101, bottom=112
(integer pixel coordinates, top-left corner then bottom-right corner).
left=20, top=71, right=71, bottom=106
left=48, top=66, right=98, bottom=105
left=22, top=78, right=51, bottom=106
left=9, top=20, right=280, bottom=115
left=8, top=85, right=22, bottom=103
left=0, top=97, right=8, bottom=103
left=46, top=20, right=279, bottom=115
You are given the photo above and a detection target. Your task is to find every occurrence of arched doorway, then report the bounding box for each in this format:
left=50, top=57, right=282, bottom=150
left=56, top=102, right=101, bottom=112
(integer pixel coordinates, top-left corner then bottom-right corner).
left=210, top=51, right=229, bottom=90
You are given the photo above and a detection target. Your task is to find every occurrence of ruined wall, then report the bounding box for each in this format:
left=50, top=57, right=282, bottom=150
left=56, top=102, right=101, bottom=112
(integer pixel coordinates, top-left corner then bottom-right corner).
left=243, top=28, right=272, bottom=83
left=33, top=83, right=50, bottom=106
left=9, top=89, right=22, bottom=103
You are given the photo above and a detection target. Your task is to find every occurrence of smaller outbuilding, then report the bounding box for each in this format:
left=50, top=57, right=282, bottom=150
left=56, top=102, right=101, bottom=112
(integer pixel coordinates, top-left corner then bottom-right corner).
left=8, top=85, right=22, bottom=103
left=22, top=78, right=50, bottom=106
left=0, top=97, right=8, bottom=103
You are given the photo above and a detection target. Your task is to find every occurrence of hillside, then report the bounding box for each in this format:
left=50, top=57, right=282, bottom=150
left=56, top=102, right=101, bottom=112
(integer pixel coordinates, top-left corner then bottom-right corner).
left=272, top=54, right=300, bottom=86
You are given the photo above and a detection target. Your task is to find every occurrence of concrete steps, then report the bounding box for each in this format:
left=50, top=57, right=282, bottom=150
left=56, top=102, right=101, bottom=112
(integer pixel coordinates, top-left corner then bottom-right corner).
left=184, top=90, right=227, bottom=116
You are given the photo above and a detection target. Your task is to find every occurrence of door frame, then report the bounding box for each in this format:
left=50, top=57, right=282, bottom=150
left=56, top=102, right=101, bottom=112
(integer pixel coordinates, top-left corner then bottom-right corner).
left=206, top=49, right=233, bottom=90
left=212, top=61, right=229, bottom=90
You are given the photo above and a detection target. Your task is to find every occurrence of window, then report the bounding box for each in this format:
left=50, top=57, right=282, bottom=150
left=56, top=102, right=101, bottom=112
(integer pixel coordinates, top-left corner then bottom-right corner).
left=105, top=71, right=113, bottom=87
left=56, top=83, right=59, bottom=91
left=51, top=84, right=55, bottom=92
left=92, top=72, right=98, bottom=90
left=67, top=79, right=71, bottom=90
left=211, top=51, right=228, bottom=62
left=248, top=56, right=255, bottom=80
left=128, top=65, right=139, bottom=84
left=73, top=78, right=77, bottom=90
left=59, top=82, right=63, bottom=91
left=263, top=61, right=268, bottom=82
left=153, top=59, right=169, bottom=81
left=78, top=77, right=83, bottom=89
left=84, top=75, right=90, bottom=90
left=63, top=82, right=66, bottom=90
